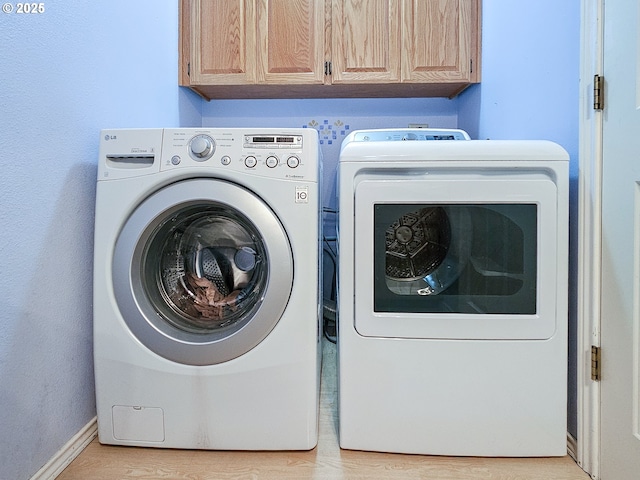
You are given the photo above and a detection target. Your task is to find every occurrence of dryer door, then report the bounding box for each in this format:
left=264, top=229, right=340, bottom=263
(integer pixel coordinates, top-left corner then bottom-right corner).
left=353, top=170, right=560, bottom=340
left=112, top=178, right=292, bottom=365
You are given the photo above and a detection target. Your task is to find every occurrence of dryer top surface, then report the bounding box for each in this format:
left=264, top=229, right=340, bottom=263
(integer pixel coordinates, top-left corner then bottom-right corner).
left=339, top=137, right=569, bottom=164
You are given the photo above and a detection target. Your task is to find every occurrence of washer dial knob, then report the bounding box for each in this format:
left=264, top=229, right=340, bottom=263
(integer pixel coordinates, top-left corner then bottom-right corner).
left=189, top=134, right=216, bottom=161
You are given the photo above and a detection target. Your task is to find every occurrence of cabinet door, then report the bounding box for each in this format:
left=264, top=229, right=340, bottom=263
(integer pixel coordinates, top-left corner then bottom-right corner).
left=401, top=0, right=480, bottom=83
left=331, top=0, right=401, bottom=84
left=255, top=0, right=326, bottom=84
left=189, top=0, right=256, bottom=85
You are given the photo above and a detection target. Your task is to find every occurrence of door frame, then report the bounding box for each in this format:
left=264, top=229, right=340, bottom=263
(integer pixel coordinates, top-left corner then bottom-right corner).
left=577, top=0, right=603, bottom=477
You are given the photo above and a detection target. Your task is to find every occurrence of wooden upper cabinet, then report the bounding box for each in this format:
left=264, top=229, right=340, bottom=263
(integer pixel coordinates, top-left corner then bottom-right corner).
left=255, top=0, right=326, bottom=84
left=401, top=0, right=479, bottom=83
left=180, top=0, right=481, bottom=99
left=186, top=0, right=325, bottom=86
left=331, top=0, right=401, bottom=84
left=189, top=0, right=256, bottom=85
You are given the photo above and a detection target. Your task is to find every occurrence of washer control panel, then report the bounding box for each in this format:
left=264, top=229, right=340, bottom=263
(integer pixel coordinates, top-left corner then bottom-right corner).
left=159, top=128, right=318, bottom=181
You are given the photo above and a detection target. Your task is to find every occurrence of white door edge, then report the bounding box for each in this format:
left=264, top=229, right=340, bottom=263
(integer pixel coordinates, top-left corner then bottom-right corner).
left=577, top=0, right=603, bottom=478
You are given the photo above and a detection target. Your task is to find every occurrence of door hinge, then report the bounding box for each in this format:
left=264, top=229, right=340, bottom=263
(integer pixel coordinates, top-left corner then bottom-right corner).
left=594, top=74, right=604, bottom=110
left=591, top=345, right=601, bottom=381
left=324, top=61, right=332, bottom=76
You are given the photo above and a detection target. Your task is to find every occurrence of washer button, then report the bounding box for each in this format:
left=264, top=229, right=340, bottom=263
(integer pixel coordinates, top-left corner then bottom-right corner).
left=171, top=155, right=181, bottom=165
left=286, top=156, right=300, bottom=168
left=266, top=156, right=278, bottom=168
left=244, top=156, right=257, bottom=168
left=220, top=155, right=231, bottom=165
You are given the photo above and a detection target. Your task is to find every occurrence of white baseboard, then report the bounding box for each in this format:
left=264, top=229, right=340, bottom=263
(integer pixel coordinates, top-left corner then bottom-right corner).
left=31, top=417, right=98, bottom=480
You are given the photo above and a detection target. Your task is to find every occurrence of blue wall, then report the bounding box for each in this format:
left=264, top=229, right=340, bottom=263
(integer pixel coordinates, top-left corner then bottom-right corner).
left=0, top=2, right=198, bottom=478
left=0, top=1, right=580, bottom=478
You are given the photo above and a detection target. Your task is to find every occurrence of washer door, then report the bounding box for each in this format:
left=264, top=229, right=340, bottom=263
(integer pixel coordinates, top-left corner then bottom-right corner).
left=112, top=178, right=292, bottom=365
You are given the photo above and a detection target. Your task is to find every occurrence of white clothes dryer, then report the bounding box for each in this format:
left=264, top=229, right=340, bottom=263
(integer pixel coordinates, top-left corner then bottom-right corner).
left=337, top=129, right=569, bottom=456
left=94, top=128, right=321, bottom=450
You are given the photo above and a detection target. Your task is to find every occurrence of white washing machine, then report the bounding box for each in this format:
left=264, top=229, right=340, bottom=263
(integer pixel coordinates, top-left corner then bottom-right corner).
left=337, top=129, right=569, bottom=456
left=94, top=128, right=321, bottom=450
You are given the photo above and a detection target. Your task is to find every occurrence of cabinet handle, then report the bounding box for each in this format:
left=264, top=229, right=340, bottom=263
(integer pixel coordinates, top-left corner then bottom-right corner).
left=324, top=61, right=332, bottom=76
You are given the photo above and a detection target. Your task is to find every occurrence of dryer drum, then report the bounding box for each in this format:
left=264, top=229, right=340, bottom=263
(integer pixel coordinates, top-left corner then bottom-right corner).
left=380, top=205, right=472, bottom=296
left=384, top=207, right=451, bottom=281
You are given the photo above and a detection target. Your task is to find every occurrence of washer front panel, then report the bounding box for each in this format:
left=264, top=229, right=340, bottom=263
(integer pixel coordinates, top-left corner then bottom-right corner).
left=112, top=178, right=293, bottom=365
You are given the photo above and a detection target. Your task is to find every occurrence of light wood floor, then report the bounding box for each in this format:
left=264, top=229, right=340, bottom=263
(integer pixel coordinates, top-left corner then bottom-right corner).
left=58, top=341, right=590, bottom=480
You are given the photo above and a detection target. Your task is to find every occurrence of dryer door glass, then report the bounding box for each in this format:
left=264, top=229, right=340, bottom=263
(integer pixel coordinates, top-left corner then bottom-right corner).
left=374, top=203, right=537, bottom=315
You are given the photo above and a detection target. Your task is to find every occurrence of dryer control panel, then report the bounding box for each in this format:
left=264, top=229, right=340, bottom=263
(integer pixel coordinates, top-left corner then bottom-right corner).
left=346, top=128, right=470, bottom=143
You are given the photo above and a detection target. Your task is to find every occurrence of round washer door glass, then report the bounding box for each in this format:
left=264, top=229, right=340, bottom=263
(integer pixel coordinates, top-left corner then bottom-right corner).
left=112, top=179, right=293, bottom=366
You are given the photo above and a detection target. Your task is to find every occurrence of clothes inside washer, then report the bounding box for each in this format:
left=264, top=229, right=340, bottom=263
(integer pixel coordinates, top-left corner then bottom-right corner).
left=143, top=205, right=266, bottom=333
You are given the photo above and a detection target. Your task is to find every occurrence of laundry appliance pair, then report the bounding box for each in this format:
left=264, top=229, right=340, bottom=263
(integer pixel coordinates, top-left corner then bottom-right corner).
left=93, top=126, right=569, bottom=457
left=93, top=128, right=321, bottom=450
left=337, top=129, right=569, bottom=457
